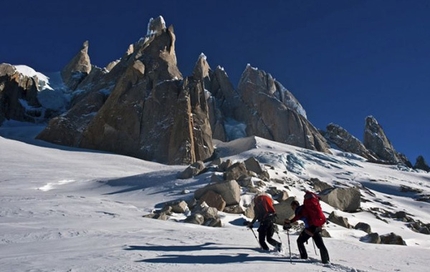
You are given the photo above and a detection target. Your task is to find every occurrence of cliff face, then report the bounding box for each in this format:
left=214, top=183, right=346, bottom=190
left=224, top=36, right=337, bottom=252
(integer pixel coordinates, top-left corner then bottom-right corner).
left=37, top=16, right=214, bottom=164
left=323, top=118, right=412, bottom=166
left=363, top=116, right=406, bottom=164
left=324, top=123, right=377, bottom=161
left=0, top=64, right=42, bottom=125
left=206, top=64, right=331, bottom=154
left=34, top=16, right=333, bottom=164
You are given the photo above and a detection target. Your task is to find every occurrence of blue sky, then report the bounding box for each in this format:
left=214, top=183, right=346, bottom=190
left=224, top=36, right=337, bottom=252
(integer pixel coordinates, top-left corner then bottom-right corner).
left=2, top=0, right=429, bottom=163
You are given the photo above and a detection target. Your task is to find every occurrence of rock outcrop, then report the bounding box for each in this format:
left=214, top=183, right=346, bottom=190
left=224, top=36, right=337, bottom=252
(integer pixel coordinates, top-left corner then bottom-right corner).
left=0, top=64, right=42, bottom=125
left=414, top=155, right=430, bottom=172
left=319, top=187, right=361, bottom=212
left=207, top=64, right=331, bottom=154
left=206, top=66, right=237, bottom=141
left=61, top=41, right=92, bottom=90
left=236, top=65, right=330, bottom=153
left=37, top=16, right=331, bottom=164
left=324, top=123, right=377, bottom=161
left=38, top=16, right=214, bottom=165
left=363, top=116, right=407, bottom=164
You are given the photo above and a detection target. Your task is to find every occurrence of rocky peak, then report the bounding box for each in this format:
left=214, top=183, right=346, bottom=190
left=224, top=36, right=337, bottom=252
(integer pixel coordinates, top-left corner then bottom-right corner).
left=238, top=64, right=277, bottom=97
left=146, top=16, right=167, bottom=36
left=208, top=66, right=239, bottom=115
left=324, top=123, right=377, bottom=161
left=132, top=17, right=182, bottom=84
left=0, top=63, right=42, bottom=124
left=232, top=64, right=330, bottom=153
left=238, top=64, right=306, bottom=118
left=415, top=156, right=430, bottom=172
left=205, top=66, right=240, bottom=142
left=274, top=81, right=307, bottom=119
left=363, top=116, right=401, bottom=164
left=61, top=40, right=92, bottom=90
left=37, top=17, right=212, bottom=165
left=192, top=53, right=210, bottom=80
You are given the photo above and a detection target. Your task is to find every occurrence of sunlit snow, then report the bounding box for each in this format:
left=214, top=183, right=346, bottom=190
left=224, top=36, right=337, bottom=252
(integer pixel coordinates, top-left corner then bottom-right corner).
left=1, top=122, right=430, bottom=271
left=14, top=65, right=53, bottom=91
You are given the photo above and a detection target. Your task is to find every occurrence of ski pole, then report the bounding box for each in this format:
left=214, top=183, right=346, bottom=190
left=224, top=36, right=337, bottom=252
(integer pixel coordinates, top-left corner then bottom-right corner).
left=286, top=229, right=292, bottom=263
left=312, top=239, right=318, bottom=256
left=250, top=228, right=258, bottom=240
left=244, top=221, right=260, bottom=248
left=249, top=227, right=260, bottom=247
left=275, top=225, right=283, bottom=243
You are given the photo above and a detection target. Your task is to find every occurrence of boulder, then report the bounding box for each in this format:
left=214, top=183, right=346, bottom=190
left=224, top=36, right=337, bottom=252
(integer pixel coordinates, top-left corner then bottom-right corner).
left=199, top=190, right=226, bottom=211
left=328, top=212, right=351, bottom=228
left=319, top=187, right=361, bottom=212
left=360, top=233, right=381, bottom=244
left=310, top=178, right=333, bottom=192
left=225, top=162, right=248, bottom=181
left=177, top=161, right=206, bottom=179
left=210, top=173, right=224, bottom=183
left=187, top=201, right=221, bottom=227
left=244, top=157, right=264, bottom=174
left=184, top=213, right=205, bottom=225
left=218, top=159, right=233, bottom=172
left=223, top=205, right=244, bottom=214
left=205, top=218, right=223, bottom=227
left=245, top=157, right=270, bottom=180
left=354, top=222, right=372, bottom=234
left=171, top=201, right=189, bottom=213
left=380, top=232, right=406, bottom=245
left=194, top=180, right=241, bottom=206
left=273, top=197, right=297, bottom=225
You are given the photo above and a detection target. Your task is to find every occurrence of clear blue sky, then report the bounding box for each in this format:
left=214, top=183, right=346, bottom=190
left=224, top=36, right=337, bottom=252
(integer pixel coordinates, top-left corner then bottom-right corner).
left=2, top=0, right=429, bottom=163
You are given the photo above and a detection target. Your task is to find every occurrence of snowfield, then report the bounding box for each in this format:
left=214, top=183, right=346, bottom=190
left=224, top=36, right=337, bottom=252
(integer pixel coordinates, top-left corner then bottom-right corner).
left=1, top=121, right=430, bottom=272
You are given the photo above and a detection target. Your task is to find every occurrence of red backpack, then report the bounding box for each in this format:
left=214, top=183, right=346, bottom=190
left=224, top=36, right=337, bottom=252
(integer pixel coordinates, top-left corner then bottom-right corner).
left=303, top=191, right=326, bottom=227
left=254, top=194, right=276, bottom=221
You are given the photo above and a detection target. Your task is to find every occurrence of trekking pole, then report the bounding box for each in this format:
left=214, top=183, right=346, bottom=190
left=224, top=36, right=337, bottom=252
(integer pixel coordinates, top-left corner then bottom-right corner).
left=286, top=229, right=292, bottom=263
left=250, top=228, right=258, bottom=241
left=275, top=225, right=283, bottom=243
left=312, top=239, right=318, bottom=256
left=249, top=227, right=260, bottom=247
left=243, top=221, right=260, bottom=248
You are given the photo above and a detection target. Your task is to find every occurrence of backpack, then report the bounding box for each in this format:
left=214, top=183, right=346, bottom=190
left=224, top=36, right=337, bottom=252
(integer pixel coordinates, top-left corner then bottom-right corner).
left=254, top=194, right=276, bottom=221
left=303, top=191, right=326, bottom=227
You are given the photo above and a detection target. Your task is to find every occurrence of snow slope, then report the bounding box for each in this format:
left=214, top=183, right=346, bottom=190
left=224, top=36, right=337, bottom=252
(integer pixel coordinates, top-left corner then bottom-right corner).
left=1, top=121, right=430, bottom=272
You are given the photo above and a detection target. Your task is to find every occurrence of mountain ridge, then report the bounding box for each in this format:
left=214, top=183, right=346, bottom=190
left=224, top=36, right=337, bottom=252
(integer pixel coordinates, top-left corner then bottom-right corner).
left=0, top=16, right=428, bottom=171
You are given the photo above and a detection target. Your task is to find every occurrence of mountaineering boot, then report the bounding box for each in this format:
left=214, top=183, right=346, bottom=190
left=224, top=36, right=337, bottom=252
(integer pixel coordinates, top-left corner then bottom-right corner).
left=320, top=249, right=330, bottom=264
left=276, top=242, right=282, bottom=252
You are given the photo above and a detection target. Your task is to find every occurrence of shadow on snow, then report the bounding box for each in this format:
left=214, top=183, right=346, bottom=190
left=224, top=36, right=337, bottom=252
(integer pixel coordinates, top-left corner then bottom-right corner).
left=124, top=242, right=289, bottom=264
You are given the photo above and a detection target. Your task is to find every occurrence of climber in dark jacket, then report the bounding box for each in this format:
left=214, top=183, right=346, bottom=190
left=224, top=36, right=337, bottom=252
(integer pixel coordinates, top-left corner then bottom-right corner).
left=284, top=200, right=330, bottom=263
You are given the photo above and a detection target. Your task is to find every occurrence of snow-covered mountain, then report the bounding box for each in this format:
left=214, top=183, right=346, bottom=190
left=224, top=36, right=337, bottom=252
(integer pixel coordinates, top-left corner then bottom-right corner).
left=1, top=121, right=430, bottom=272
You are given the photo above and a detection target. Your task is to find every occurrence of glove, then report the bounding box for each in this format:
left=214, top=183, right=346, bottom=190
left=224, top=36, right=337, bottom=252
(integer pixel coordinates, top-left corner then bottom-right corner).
left=283, top=223, right=292, bottom=230
left=246, top=222, right=254, bottom=229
